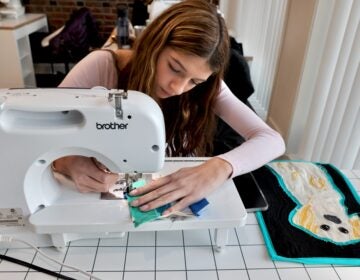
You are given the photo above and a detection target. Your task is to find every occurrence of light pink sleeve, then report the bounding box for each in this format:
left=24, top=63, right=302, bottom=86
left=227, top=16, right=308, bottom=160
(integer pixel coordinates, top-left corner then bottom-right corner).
left=59, top=51, right=118, bottom=89
left=214, top=81, right=285, bottom=177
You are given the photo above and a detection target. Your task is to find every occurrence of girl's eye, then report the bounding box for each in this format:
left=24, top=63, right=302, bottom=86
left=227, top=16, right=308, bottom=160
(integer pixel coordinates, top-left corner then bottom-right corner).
left=169, top=63, right=181, bottom=73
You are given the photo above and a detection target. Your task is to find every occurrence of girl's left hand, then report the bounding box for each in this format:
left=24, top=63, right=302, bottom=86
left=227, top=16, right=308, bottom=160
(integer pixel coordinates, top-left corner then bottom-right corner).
left=129, top=157, right=233, bottom=215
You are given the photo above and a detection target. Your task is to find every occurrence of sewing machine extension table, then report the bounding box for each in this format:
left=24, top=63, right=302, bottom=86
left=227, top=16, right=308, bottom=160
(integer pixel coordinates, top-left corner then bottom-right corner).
left=29, top=158, right=248, bottom=251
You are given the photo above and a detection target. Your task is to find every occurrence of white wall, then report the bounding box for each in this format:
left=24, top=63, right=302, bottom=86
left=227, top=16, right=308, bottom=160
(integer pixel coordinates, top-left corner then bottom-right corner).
left=219, top=0, right=288, bottom=117
left=287, top=0, right=360, bottom=169
left=220, top=0, right=360, bottom=169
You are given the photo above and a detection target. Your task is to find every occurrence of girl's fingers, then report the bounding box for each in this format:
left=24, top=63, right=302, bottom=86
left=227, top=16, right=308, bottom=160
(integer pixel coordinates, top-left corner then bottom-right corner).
left=130, top=175, right=172, bottom=196
left=130, top=179, right=180, bottom=207
left=162, top=197, right=194, bottom=216
left=74, top=170, right=119, bottom=193
left=137, top=189, right=186, bottom=211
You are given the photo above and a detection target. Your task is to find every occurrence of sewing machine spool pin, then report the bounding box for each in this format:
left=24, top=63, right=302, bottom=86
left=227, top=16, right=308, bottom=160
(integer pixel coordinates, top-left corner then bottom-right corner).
left=108, top=90, right=128, bottom=119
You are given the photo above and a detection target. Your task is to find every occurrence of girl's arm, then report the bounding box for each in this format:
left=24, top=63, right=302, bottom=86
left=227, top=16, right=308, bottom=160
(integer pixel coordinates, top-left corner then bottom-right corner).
left=214, top=81, right=285, bottom=177
left=129, top=82, right=285, bottom=214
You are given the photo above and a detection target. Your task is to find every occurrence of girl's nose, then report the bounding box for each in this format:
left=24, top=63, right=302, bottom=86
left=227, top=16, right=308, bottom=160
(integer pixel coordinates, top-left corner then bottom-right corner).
left=169, top=78, right=188, bottom=95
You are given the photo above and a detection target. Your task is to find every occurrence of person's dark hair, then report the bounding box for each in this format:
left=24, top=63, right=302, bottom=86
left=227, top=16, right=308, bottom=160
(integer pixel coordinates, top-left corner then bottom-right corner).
left=127, top=0, right=230, bottom=156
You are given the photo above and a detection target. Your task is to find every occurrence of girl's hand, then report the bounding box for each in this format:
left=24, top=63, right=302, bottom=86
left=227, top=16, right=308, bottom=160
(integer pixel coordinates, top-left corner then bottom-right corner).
left=52, top=156, right=119, bottom=193
left=129, top=157, right=233, bottom=215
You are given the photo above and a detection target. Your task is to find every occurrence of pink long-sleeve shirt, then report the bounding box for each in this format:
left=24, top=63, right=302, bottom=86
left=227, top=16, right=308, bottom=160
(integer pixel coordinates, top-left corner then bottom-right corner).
left=59, top=51, right=285, bottom=177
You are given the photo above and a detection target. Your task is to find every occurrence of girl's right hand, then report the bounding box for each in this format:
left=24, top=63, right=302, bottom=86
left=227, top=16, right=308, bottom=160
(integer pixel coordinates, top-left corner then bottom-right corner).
left=52, top=156, right=119, bottom=193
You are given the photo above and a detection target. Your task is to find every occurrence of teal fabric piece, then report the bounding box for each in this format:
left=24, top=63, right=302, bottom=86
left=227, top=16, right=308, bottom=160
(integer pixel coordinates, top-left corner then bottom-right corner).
left=126, top=179, right=171, bottom=227
left=127, top=194, right=161, bottom=227
left=132, top=179, right=147, bottom=189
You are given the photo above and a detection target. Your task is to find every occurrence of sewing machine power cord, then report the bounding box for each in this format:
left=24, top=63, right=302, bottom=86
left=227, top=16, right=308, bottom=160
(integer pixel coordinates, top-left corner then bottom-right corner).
left=0, top=253, right=75, bottom=280
left=0, top=235, right=103, bottom=280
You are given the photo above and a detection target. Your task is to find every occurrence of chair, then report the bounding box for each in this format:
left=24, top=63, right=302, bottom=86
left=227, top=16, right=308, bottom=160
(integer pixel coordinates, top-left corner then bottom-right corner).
left=212, top=38, right=255, bottom=155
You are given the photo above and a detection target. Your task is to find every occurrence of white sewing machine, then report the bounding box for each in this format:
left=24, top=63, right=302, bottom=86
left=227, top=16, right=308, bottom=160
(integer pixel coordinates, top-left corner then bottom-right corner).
left=0, top=0, right=25, bottom=18
left=0, top=88, right=247, bottom=250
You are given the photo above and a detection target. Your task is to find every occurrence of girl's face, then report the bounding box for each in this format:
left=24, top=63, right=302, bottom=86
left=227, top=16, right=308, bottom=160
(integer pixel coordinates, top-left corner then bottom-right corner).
left=154, top=47, right=213, bottom=99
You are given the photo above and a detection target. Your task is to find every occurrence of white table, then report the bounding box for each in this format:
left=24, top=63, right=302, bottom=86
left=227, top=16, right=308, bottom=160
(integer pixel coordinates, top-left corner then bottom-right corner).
left=0, top=14, right=48, bottom=88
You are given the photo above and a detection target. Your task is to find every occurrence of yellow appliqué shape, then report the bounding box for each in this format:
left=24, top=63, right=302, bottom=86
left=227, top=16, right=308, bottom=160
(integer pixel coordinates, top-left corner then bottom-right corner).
left=350, top=216, right=360, bottom=239
left=309, top=175, right=326, bottom=189
left=293, top=204, right=319, bottom=234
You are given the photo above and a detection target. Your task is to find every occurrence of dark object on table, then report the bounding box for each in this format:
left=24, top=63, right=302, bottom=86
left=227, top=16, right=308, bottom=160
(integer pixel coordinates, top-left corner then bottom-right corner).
left=233, top=172, right=268, bottom=212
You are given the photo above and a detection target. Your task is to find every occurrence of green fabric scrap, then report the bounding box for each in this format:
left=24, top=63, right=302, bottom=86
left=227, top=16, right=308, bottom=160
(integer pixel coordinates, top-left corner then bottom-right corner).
left=126, top=179, right=171, bottom=227
left=127, top=194, right=161, bottom=227
left=132, top=179, right=147, bottom=189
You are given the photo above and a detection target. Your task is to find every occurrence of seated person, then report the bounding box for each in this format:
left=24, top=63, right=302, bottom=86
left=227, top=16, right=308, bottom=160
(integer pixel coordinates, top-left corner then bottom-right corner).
left=54, top=0, right=285, bottom=216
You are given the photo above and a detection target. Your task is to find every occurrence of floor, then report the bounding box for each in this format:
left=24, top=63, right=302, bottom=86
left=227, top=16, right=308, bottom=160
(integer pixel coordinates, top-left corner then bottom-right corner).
left=0, top=169, right=359, bottom=280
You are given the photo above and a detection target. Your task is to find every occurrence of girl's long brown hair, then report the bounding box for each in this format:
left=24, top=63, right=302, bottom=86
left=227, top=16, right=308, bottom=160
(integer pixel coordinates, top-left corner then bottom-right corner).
left=125, top=0, right=229, bottom=156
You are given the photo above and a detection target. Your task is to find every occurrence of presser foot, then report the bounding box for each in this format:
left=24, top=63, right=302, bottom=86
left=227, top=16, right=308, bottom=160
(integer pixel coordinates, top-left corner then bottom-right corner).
left=100, top=172, right=154, bottom=200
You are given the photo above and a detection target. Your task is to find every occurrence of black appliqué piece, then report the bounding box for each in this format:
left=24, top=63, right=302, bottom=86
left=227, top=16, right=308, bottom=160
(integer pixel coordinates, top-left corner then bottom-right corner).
left=324, top=214, right=342, bottom=224
left=338, top=227, right=349, bottom=234
left=320, top=224, right=330, bottom=231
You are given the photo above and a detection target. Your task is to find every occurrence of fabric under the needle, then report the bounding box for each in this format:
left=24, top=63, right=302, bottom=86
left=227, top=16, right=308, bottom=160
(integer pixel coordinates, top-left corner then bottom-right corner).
left=126, top=179, right=209, bottom=227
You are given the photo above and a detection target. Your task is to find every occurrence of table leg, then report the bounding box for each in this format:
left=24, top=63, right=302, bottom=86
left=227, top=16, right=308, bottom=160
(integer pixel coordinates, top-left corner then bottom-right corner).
left=214, top=228, right=229, bottom=252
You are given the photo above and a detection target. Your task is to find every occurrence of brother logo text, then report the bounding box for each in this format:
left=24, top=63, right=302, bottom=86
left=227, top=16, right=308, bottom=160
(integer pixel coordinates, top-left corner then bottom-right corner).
left=96, top=122, right=128, bottom=130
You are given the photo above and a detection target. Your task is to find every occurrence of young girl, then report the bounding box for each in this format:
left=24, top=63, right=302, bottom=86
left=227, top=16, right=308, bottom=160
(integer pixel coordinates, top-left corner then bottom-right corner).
left=54, top=0, right=285, bottom=215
